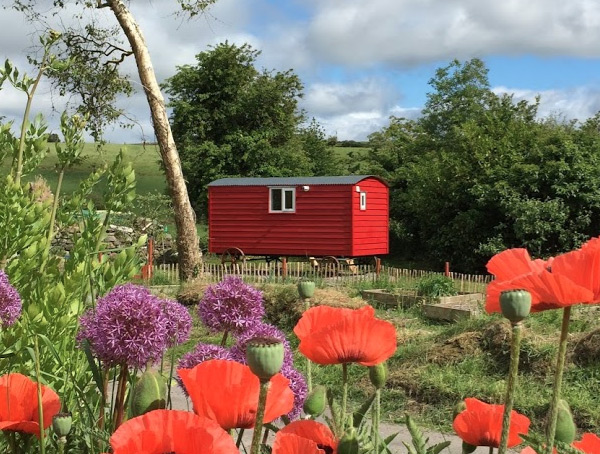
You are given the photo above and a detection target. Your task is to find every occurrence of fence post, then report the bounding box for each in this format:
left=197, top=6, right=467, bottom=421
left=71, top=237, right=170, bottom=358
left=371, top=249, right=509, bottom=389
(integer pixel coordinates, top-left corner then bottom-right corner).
left=375, top=257, right=381, bottom=277
left=282, top=257, right=288, bottom=280
left=444, top=261, right=450, bottom=277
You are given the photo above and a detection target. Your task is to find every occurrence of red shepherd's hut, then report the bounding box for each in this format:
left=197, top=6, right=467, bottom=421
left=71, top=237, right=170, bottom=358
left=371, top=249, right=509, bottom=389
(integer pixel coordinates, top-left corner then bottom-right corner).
left=207, top=175, right=389, bottom=258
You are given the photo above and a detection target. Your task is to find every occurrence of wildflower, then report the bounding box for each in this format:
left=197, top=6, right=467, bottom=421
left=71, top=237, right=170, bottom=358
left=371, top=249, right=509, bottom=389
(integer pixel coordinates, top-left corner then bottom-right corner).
left=198, top=276, right=264, bottom=333
left=178, top=359, right=294, bottom=431
left=280, top=364, right=308, bottom=421
left=78, top=284, right=169, bottom=368
left=293, top=305, right=397, bottom=366
left=161, top=298, right=192, bottom=347
left=273, top=420, right=338, bottom=454
left=0, top=270, right=21, bottom=327
left=453, top=398, right=530, bottom=448
left=104, top=409, right=238, bottom=453
left=0, top=373, right=61, bottom=436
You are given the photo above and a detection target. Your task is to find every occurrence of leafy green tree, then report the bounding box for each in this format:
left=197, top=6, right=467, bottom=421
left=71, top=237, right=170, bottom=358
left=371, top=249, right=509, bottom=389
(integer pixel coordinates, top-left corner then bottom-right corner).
left=164, top=42, right=317, bottom=217
left=298, top=119, right=342, bottom=176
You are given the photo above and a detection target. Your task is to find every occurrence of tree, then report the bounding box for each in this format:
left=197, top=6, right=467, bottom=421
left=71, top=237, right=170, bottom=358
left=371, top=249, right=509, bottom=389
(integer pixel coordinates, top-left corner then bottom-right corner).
left=163, top=42, right=315, bottom=217
left=8, top=0, right=215, bottom=280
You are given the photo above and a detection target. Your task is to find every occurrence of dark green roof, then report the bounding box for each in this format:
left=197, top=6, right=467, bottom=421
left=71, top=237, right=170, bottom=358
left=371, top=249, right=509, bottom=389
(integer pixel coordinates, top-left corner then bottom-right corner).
left=208, top=175, right=387, bottom=187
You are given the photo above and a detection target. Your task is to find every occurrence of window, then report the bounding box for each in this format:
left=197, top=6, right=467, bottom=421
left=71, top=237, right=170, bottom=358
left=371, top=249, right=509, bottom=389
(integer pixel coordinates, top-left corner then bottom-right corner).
left=270, top=187, right=295, bottom=212
left=360, top=192, right=367, bottom=210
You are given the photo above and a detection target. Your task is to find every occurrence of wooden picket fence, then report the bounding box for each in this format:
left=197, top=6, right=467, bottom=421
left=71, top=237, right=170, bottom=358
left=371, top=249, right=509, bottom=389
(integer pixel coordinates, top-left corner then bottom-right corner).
left=150, top=261, right=492, bottom=292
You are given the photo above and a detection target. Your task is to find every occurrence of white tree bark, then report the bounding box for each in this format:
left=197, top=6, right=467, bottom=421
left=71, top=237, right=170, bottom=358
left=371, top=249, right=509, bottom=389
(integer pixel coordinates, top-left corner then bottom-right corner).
left=107, top=0, right=202, bottom=280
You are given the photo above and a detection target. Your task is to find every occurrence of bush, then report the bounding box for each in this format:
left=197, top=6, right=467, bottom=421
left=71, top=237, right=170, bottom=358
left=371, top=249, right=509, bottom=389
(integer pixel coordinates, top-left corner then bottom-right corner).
left=261, top=284, right=303, bottom=331
left=416, top=275, right=457, bottom=298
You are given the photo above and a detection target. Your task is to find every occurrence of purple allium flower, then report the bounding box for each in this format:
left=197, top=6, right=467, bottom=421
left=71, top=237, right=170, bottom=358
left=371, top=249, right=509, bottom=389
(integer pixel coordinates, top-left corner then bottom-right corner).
left=281, top=365, right=308, bottom=421
left=198, top=276, right=264, bottom=334
left=230, top=322, right=293, bottom=368
left=176, top=343, right=234, bottom=394
left=0, top=270, right=21, bottom=328
left=78, top=284, right=169, bottom=368
left=161, top=298, right=192, bottom=347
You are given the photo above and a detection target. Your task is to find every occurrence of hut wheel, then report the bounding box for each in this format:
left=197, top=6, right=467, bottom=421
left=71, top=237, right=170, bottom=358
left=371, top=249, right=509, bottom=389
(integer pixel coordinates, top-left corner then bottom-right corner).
left=221, top=247, right=246, bottom=265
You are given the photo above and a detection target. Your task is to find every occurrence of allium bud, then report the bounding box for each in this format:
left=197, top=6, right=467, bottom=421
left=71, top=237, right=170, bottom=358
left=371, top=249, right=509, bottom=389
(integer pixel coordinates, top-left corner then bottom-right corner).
left=52, top=412, right=72, bottom=438
left=246, top=336, right=284, bottom=381
left=131, top=370, right=166, bottom=417
left=369, top=362, right=388, bottom=389
left=303, top=385, right=327, bottom=417
left=499, top=289, right=531, bottom=324
left=555, top=399, right=576, bottom=444
left=338, top=427, right=360, bottom=454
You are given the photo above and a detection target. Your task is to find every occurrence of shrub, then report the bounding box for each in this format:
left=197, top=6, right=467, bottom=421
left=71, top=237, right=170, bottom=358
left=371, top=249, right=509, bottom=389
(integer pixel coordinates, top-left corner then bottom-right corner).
left=416, top=275, right=457, bottom=298
left=262, top=284, right=303, bottom=331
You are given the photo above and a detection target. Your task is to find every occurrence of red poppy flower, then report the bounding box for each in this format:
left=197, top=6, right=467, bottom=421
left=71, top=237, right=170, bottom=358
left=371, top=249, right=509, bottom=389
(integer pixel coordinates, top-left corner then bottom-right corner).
left=106, top=409, right=238, bottom=454
left=178, top=359, right=294, bottom=431
left=0, top=373, right=61, bottom=435
left=485, top=246, right=597, bottom=314
left=273, top=420, right=338, bottom=454
left=293, top=305, right=396, bottom=366
left=453, top=398, right=530, bottom=448
left=573, top=433, right=600, bottom=454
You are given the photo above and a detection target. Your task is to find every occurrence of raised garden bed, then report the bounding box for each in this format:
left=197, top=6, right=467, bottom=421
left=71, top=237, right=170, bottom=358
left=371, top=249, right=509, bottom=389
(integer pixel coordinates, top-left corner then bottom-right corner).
left=421, top=292, right=484, bottom=322
left=360, top=289, right=420, bottom=309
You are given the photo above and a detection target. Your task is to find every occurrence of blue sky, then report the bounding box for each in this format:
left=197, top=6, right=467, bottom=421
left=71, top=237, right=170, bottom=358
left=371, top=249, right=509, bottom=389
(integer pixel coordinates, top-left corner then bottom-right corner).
left=2, top=0, right=600, bottom=142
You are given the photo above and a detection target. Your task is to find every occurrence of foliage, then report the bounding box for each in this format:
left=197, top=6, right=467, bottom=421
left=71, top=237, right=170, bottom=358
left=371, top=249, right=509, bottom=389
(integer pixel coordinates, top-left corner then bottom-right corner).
left=262, top=284, right=303, bottom=331
left=163, top=42, right=339, bottom=217
left=416, top=275, right=457, bottom=298
left=362, top=58, right=600, bottom=271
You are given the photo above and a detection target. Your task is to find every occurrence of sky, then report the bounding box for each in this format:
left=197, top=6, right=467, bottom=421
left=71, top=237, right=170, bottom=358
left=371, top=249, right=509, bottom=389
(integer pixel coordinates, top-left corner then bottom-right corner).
left=2, top=0, right=600, bottom=143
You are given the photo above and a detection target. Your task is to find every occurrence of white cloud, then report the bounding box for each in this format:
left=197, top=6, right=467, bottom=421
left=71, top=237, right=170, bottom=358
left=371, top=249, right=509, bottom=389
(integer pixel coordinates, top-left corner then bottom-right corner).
left=493, top=85, right=600, bottom=122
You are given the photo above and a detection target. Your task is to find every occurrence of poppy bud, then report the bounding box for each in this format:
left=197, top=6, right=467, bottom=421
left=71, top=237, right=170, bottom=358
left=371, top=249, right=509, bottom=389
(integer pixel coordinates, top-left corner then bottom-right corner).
left=462, top=441, right=477, bottom=454
left=131, top=370, right=166, bottom=417
left=453, top=400, right=467, bottom=420
left=369, top=362, right=388, bottom=389
left=499, top=289, right=531, bottom=324
left=303, top=385, right=327, bottom=417
left=246, top=336, right=284, bottom=381
left=555, top=399, right=577, bottom=444
left=52, top=412, right=72, bottom=439
left=338, top=427, right=360, bottom=454
left=298, top=280, right=316, bottom=299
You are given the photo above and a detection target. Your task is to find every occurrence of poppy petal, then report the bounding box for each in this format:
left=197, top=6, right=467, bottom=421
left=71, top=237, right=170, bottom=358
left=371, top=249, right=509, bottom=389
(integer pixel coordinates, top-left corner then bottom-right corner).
left=486, top=249, right=548, bottom=280
left=298, top=310, right=396, bottom=366
left=278, top=420, right=337, bottom=452
left=294, top=305, right=374, bottom=340
left=573, top=433, right=600, bottom=454
left=109, top=409, right=238, bottom=454
left=273, top=432, right=324, bottom=454
left=552, top=245, right=600, bottom=301
left=178, top=359, right=294, bottom=430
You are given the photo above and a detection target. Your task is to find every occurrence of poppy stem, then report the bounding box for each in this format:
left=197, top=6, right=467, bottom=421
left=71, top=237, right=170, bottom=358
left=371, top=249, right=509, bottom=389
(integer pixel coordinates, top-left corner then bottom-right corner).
left=498, top=322, right=523, bottom=454
left=304, top=299, right=313, bottom=392
left=7, top=432, right=18, bottom=454
left=250, top=379, right=270, bottom=454
left=33, top=336, right=46, bottom=454
left=489, top=447, right=494, bottom=454
left=545, top=306, right=572, bottom=454
left=373, top=389, right=381, bottom=452
left=342, top=363, right=349, bottom=431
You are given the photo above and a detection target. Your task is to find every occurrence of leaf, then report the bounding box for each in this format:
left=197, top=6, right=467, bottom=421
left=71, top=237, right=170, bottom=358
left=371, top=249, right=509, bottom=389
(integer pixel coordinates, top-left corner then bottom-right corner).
left=352, top=392, right=376, bottom=428
left=82, top=339, right=104, bottom=399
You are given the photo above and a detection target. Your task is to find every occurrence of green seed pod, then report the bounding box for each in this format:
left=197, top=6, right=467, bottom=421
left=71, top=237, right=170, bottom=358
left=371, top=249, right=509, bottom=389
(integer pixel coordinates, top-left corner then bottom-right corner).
left=303, top=385, right=327, bottom=417
left=298, top=280, right=316, bottom=299
left=52, top=412, right=72, bottom=438
left=369, top=362, right=388, bottom=389
left=131, top=370, right=166, bottom=417
left=462, top=441, right=477, bottom=454
left=453, top=400, right=467, bottom=420
left=338, top=427, right=360, bottom=454
left=554, top=399, right=577, bottom=444
left=500, top=289, right=531, bottom=324
left=246, top=337, right=284, bottom=381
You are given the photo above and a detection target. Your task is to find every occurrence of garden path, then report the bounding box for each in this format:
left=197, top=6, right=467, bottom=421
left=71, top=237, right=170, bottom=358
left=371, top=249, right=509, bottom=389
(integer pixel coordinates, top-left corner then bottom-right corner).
left=169, top=385, right=504, bottom=454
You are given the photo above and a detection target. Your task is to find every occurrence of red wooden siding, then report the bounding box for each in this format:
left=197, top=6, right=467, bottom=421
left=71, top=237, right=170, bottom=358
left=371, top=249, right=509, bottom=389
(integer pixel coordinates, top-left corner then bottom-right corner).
left=351, top=178, right=389, bottom=255
left=209, top=184, right=354, bottom=256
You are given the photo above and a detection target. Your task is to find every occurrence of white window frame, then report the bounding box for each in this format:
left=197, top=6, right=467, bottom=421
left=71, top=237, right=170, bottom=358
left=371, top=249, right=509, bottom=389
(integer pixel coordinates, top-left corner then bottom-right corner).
left=269, top=187, right=296, bottom=213
left=360, top=191, right=367, bottom=211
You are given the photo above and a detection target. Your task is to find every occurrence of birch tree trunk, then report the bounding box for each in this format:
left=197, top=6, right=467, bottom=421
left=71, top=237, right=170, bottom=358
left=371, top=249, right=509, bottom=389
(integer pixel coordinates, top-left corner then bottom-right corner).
left=107, top=0, right=202, bottom=280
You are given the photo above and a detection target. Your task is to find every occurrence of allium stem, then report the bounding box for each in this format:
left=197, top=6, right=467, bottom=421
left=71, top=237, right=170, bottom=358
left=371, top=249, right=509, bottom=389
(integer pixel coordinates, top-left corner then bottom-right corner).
left=33, top=336, right=46, bottom=454
left=98, top=366, right=109, bottom=430
left=545, top=306, right=572, bottom=454
left=236, top=429, right=245, bottom=448
left=305, top=299, right=313, bottom=392
left=342, top=363, right=349, bottom=431
left=498, top=322, right=523, bottom=454
left=167, top=349, right=176, bottom=409
left=250, top=379, right=270, bottom=454
left=113, top=365, right=129, bottom=430
left=221, top=330, right=229, bottom=347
